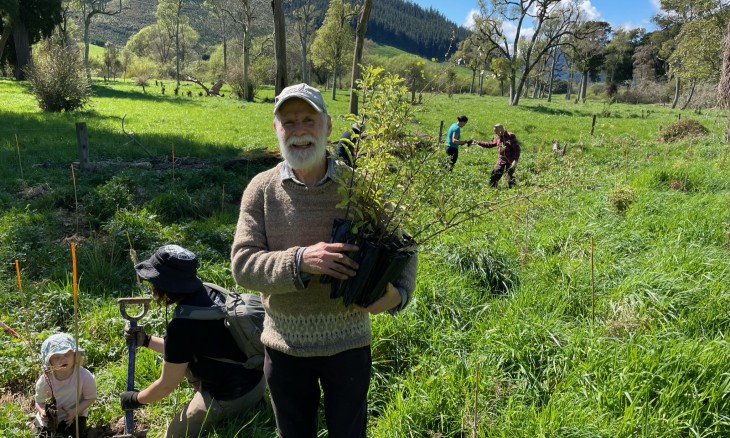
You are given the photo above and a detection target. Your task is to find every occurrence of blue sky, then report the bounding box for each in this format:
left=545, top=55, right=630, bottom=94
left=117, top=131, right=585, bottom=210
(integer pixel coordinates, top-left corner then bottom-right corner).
left=411, top=0, right=662, bottom=32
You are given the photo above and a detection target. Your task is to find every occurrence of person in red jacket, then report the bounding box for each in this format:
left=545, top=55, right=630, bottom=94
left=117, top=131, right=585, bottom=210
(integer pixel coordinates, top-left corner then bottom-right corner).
left=474, top=123, right=521, bottom=188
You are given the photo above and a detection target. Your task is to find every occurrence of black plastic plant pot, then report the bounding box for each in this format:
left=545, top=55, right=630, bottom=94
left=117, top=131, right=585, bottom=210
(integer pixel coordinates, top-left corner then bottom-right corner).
left=342, top=240, right=386, bottom=306
left=321, top=219, right=360, bottom=301
left=341, top=239, right=415, bottom=307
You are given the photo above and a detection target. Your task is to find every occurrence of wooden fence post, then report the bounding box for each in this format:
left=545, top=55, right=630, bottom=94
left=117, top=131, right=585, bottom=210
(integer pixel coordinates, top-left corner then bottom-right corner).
left=590, top=114, right=597, bottom=136
left=76, top=122, right=89, bottom=169
left=438, top=121, right=444, bottom=144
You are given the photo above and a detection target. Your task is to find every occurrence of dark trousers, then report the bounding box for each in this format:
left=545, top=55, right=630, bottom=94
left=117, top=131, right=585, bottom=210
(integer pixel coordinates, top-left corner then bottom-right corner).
left=490, top=162, right=516, bottom=187
left=445, top=146, right=458, bottom=171
left=37, top=416, right=87, bottom=438
left=264, top=346, right=371, bottom=438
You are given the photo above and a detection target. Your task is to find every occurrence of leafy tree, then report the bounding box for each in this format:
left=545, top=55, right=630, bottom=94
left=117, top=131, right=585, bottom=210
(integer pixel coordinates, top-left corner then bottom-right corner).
left=652, top=0, right=728, bottom=108
left=103, top=40, right=120, bottom=80
left=0, top=0, right=62, bottom=80
left=453, top=33, right=495, bottom=95
left=668, top=12, right=728, bottom=108
left=563, top=20, right=610, bottom=101
left=310, top=0, right=354, bottom=100
left=603, top=28, right=644, bottom=87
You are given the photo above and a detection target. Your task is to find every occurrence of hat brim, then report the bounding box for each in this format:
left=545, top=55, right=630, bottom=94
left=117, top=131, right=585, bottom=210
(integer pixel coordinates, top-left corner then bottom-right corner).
left=135, top=260, right=204, bottom=294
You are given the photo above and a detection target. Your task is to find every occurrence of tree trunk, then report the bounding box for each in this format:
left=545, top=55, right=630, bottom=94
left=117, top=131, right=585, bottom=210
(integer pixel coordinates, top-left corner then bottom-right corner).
left=720, top=17, right=730, bottom=141
left=508, top=73, right=517, bottom=104
left=175, top=15, right=181, bottom=86
left=671, top=75, right=681, bottom=109
left=272, top=0, right=287, bottom=94
left=0, top=25, right=12, bottom=63
left=12, top=19, right=30, bottom=80
left=579, top=70, right=588, bottom=101
left=243, top=27, right=251, bottom=101
left=566, top=71, right=573, bottom=100
left=349, top=0, right=372, bottom=115
left=680, top=79, right=696, bottom=110
left=83, top=15, right=93, bottom=82
left=547, top=48, right=557, bottom=103
left=331, top=67, right=337, bottom=100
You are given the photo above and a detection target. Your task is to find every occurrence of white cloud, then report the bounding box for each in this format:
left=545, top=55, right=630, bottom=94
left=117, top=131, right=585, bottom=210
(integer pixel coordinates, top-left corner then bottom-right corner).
left=650, top=0, right=661, bottom=12
left=575, top=0, right=601, bottom=21
left=502, top=21, right=535, bottom=43
left=464, top=9, right=479, bottom=29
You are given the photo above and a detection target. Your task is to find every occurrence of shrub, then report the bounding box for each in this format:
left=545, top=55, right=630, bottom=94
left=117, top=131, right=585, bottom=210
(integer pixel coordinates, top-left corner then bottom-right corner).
left=83, top=176, right=135, bottom=224
left=657, top=119, right=709, bottom=143
left=24, top=38, right=91, bottom=112
left=608, top=185, right=636, bottom=213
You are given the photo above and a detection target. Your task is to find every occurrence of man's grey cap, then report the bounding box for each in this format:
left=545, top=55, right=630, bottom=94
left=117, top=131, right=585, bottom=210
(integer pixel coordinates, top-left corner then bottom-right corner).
left=273, top=83, right=326, bottom=114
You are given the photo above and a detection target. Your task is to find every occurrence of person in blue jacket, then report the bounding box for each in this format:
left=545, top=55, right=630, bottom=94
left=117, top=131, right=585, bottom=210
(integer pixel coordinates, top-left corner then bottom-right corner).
left=444, top=115, right=472, bottom=171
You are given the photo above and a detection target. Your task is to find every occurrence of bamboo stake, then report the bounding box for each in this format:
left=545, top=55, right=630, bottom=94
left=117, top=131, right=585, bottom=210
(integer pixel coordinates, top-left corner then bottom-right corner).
left=172, top=143, right=175, bottom=189
left=71, top=164, right=79, bottom=234
left=71, top=242, right=81, bottom=438
left=15, top=134, right=24, bottom=180
left=0, top=320, right=19, bottom=337
left=472, top=362, right=480, bottom=438
left=591, top=236, right=596, bottom=325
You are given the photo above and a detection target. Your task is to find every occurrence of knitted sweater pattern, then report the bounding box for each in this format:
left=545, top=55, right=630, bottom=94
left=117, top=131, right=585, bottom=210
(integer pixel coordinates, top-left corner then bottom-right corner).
left=231, top=162, right=371, bottom=357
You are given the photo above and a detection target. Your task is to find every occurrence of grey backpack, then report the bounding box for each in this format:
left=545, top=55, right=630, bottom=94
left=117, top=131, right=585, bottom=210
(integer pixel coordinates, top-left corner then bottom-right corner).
left=173, top=282, right=265, bottom=370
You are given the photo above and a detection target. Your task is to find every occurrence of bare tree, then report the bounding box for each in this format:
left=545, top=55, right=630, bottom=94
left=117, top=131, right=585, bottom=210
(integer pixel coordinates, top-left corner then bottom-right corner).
left=74, top=0, right=123, bottom=83
left=288, top=0, right=318, bottom=84
left=218, top=0, right=268, bottom=101
left=472, top=0, right=587, bottom=106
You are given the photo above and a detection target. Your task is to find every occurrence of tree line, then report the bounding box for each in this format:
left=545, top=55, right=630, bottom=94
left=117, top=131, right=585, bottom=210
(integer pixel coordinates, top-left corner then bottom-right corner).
left=2, top=0, right=729, bottom=117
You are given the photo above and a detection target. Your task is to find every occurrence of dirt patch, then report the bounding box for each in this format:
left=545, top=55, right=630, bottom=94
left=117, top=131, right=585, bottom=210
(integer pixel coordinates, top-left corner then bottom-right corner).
left=657, top=119, right=709, bottom=143
left=18, top=182, right=52, bottom=200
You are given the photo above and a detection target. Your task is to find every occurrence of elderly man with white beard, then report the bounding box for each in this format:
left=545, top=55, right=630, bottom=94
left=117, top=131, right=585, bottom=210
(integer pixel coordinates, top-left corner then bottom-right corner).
left=230, top=83, right=417, bottom=438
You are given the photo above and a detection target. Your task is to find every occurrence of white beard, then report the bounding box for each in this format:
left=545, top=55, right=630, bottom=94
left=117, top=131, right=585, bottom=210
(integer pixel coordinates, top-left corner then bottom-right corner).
left=278, top=125, right=328, bottom=172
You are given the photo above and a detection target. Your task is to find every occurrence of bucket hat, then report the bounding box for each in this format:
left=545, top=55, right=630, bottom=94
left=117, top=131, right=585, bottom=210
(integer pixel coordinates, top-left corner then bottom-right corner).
left=134, top=244, right=204, bottom=294
left=41, top=333, right=84, bottom=366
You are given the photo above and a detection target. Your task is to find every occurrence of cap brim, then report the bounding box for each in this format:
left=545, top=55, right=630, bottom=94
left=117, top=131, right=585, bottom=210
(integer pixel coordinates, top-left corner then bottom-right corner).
left=273, top=96, right=324, bottom=114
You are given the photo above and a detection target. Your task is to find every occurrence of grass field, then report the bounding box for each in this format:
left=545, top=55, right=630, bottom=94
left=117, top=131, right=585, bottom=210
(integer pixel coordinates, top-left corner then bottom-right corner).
left=1, top=76, right=729, bottom=437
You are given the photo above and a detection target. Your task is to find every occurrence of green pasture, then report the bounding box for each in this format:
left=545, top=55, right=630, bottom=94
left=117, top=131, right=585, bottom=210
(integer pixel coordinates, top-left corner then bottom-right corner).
left=1, top=77, right=729, bottom=437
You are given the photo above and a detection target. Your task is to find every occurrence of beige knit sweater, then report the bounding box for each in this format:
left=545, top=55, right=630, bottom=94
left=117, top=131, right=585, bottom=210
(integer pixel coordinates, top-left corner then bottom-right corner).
left=231, top=161, right=417, bottom=357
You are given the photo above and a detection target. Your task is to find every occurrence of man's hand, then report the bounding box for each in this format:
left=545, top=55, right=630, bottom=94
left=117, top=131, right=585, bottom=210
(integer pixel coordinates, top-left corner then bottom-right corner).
left=509, top=161, right=517, bottom=170
left=362, top=283, right=402, bottom=315
left=120, top=390, right=144, bottom=411
left=125, top=325, right=151, bottom=348
left=301, top=242, right=359, bottom=280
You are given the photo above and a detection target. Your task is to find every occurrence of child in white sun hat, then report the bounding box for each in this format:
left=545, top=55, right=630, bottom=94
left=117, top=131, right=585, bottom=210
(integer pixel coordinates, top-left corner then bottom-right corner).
left=32, top=333, right=97, bottom=438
